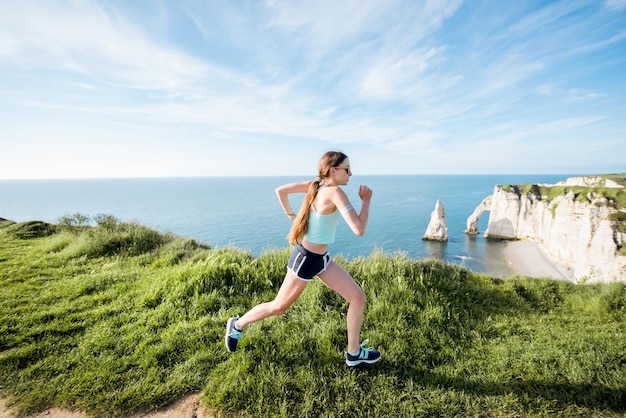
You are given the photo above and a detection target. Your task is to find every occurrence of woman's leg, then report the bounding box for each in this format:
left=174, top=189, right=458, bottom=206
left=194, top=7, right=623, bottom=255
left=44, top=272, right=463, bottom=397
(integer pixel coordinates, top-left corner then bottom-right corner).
left=317, top=261, right=366, bottom=354
left=235, top=270, right=308, bottom=329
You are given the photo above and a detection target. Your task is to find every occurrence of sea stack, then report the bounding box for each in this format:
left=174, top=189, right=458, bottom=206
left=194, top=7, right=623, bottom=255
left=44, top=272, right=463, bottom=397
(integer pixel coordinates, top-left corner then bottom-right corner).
left=422, top=200, right=448, bottom=242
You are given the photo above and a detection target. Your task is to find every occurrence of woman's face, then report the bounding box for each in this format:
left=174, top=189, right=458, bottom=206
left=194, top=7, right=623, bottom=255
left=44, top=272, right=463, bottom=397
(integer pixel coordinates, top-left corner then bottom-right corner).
left=332, top=158, right=352, bottom=185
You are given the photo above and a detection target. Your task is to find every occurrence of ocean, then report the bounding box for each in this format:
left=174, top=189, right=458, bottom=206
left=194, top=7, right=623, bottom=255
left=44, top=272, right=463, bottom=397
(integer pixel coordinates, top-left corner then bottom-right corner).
left=0, top=174, right=571, bottom=277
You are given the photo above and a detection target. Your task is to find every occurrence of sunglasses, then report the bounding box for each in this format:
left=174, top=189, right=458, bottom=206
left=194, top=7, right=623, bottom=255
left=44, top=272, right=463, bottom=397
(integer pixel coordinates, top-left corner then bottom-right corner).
left=334, top=165, right=352, bottom=174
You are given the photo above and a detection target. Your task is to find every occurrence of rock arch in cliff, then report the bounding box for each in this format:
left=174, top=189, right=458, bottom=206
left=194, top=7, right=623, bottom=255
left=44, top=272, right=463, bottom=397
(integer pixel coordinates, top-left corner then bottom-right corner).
left=465, top=195, right=492, bottom=235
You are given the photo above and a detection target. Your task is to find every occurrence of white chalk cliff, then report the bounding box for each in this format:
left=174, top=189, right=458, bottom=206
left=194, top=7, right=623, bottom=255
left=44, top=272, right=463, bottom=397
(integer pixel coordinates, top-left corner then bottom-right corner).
left=422, top=200, right=448, bottom=242
left=467, top=176, right=626, bottom=283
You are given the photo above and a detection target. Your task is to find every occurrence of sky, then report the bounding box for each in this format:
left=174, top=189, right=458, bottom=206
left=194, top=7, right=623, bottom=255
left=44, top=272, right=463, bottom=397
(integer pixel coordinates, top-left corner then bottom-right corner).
left=1, top=0, right=625, bottom=179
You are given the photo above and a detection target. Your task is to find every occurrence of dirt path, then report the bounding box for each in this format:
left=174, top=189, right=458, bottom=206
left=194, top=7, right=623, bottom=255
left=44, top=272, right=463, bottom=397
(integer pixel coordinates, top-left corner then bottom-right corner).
left=0, top=393, right=214, bottom=418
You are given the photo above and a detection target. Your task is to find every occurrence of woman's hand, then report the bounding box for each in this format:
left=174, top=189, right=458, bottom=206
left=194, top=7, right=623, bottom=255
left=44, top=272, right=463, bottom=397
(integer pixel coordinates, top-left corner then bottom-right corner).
left=358, top=185, right=373, bottom=202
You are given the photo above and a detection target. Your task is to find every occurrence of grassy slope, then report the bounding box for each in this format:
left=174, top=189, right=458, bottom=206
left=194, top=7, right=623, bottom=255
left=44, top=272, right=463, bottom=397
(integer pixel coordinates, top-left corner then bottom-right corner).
left=602, top=173, right=626, bottom=187
left=502, top=172, right=626, bottom=210
left=0, top=219, right=625, bottom=417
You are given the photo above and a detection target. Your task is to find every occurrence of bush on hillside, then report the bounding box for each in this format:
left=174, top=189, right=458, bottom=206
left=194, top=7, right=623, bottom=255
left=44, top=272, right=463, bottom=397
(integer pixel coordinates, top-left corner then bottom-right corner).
left=0, top=217, right=16, bottom=229
left=152, top=237, right=211, bottom=267
left=2, top=220, right=57, bottom=239
left=61, top=215, right=174, bottom=258
left=58, top=213, right=91, bottom=230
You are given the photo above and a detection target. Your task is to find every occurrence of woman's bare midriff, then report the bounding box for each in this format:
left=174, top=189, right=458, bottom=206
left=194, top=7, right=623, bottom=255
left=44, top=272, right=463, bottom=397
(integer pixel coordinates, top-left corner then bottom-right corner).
left=301, top=240, right=329, bottom=255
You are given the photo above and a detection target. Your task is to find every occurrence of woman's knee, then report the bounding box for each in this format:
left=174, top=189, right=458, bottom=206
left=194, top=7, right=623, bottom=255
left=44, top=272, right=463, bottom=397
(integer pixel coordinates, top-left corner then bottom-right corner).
left=268, top=300, right=291, bottom=316
left=349, top=289, right=367, bottom=307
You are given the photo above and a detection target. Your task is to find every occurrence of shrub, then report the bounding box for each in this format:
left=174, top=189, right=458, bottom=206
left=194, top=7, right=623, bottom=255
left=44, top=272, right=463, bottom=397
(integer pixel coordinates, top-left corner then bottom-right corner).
left=152, top=238, right=211, bottom=267
left=609, top=211, right=626, bottom=222
left=3, top=221, right=57, bottom=239
left=58, top=213, right=91, bottom=228
left=0, top=218, right=15, bottom=229
left=63, top=218, right=173, bottom=258
left=93, top=214, right=120, bottom=231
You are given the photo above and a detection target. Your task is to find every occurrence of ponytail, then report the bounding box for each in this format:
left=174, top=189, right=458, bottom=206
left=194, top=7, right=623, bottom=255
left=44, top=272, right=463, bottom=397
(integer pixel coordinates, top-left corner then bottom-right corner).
left=287, top=179, right=321, bottom=245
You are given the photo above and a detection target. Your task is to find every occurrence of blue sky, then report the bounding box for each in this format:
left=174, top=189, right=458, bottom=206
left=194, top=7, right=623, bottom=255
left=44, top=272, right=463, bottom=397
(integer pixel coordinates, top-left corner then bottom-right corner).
left=1, top=0, right=625, bottom=179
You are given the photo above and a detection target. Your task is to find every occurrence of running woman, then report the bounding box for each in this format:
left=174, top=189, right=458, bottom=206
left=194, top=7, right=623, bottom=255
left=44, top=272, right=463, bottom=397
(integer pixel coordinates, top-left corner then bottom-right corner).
left=225, top=150, right=380, bottom=366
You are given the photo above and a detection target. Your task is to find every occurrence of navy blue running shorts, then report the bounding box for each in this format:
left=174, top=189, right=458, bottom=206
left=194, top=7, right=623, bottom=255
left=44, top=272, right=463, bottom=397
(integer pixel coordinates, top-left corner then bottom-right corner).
left=287, top=245, right=331, bottom=282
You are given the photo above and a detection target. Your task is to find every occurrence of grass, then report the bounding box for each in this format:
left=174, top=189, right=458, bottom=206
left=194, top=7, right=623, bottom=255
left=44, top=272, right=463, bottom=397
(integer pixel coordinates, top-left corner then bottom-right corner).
left=602, top=173, right=626, bottom=187
left=1, top=217, right=625, bottom=417
left=502, top=184, right=626, bottom=210
left=505, top=172, right=626, bottom=210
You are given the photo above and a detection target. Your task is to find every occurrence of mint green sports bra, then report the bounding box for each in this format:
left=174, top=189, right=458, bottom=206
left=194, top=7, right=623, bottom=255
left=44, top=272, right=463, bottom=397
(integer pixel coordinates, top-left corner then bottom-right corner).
left=304, top=203, right=353, bottom=245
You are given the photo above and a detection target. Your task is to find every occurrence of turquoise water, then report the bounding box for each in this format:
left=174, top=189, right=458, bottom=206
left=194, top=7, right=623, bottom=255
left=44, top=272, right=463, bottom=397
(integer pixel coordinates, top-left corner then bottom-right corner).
left=0, top=174, right=571, bottom=277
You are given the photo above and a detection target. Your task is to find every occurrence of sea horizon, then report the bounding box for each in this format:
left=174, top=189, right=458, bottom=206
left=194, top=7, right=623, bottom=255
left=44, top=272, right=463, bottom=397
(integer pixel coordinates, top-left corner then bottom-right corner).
left=1, top=174, right=577, bottom=277
left=0, top=172, right=584, bottom=181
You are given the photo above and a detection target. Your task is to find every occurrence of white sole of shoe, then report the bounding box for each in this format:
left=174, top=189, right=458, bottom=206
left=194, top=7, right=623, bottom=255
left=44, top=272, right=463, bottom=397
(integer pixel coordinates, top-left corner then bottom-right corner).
left=225, top=317, right=238, bottom=353
left=346, top=356, right=381, bottom=366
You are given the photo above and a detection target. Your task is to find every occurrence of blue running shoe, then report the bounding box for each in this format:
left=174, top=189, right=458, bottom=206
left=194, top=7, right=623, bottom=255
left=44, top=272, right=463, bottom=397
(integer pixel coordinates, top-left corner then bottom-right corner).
left=345, top=340, right=381, bottom=366
left=225, top=317, right=243, bottom=353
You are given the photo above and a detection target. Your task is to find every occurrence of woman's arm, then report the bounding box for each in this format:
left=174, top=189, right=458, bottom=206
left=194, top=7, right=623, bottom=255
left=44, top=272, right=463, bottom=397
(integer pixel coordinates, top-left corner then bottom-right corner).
left=330, top=185, right=372, bottom=236
left=275, top=181, right=312, bottom=220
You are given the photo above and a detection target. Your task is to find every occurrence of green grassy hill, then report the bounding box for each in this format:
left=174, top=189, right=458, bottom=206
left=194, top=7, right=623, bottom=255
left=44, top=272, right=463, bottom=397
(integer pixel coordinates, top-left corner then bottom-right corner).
left=501, top=173, right=626, bottom=210
left=602, top=173, right=626, bottom=187
left=1, top=217, right=625, bottom=417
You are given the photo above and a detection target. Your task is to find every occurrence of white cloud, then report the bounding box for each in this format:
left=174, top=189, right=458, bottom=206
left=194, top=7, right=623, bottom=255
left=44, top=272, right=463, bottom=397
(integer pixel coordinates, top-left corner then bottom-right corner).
left=1, top=0, right=625, bottom=178
left=605, top=0, right=626, bottom=11
left=263, top=0, right=390, bottom=50
left=510, top=0, right=588, bottom=34
left=0, top=1, right=211, bottom=91
left=537, top=84, right=601, bottom=102
left=357, top=47, right=447, bottom=100
left=570, top=30, right=626, bottom=56
left=474, top=117, right=606, bottom=145
left=482, top=54, right=544, bottom=95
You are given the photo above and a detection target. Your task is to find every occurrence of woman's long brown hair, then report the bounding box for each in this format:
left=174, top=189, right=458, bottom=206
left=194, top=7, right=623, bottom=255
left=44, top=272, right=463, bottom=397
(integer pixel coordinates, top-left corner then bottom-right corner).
left=287, top=151, right=348, bottom=245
